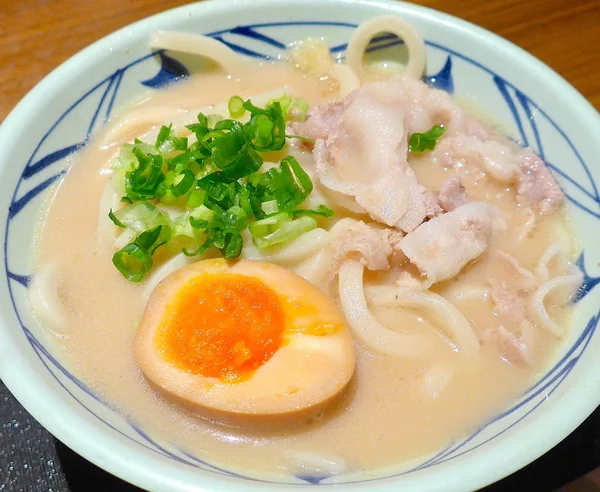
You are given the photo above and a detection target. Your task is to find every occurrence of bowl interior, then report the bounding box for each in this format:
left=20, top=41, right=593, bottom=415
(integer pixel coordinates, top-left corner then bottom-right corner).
left=1, top=0, right=599, bottom=491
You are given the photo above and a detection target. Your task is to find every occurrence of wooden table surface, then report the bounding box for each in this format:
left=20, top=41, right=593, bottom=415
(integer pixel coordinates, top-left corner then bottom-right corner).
left=0, top=0, right=599, bottom=123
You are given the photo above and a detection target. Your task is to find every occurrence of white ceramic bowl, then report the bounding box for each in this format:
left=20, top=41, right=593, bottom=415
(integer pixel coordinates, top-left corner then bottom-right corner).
left=1, top=0, right=599, bottom=490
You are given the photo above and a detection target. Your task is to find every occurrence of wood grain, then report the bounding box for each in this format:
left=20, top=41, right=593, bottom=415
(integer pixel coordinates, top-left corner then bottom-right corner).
left=0, top=0, right=598, bottom=123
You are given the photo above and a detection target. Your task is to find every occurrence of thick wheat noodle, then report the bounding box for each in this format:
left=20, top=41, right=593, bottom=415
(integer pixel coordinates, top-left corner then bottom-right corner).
left=96, top=176, right=121, bottom=248
left=495, top=250, right=537, bottom=287
left=150, top=31, right=247, bottom=75
left=285, top=450, right=347, bottom=477
left=345, top=15, right=427, bottom=81
left=338, top=259, right=429, bottom=357
left=293, top=247, right=334, bottom=287
left=98, top=107, right=189, bottom=148
left=103, top=88, right=287, bottom=151
left=142, top=253, right=198, bottom=302
left=28, top=263, right=70, bottom=338
left=517, top=207, right=536, bottom=240
left=319, top=181, right=366, bottom=214
left=535, top=243, right=564, bottom=283
left=443, top=284, right=490, bottom=303
left=364, top=284, right=480, bottom=357
left=313, top=144, right=366, bottom=214
left=292, top=218, right=370, bottom=286
left=528, top=267, right=583, bottom=337
left=329, top=63, right=361, bottom=98
left=241, top=228, right=329, bottom=264
left=143, top=231, right=331, bottom=300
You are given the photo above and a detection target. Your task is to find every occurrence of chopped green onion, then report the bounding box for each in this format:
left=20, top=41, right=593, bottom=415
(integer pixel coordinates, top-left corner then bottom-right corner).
left=249, top=214, right=317, bottom=249
left=169, top=169, right=196, bottom=197
left=171, top=149, right=205, bottom=173
left=125, top=148, right=165, bottom=201
left=261, top=199, right=279, bottom=215
left=112, top=243, right=153, bottom=282
left=288, top=98, right=310, bottom=122
left=228, top=96, right=246, bottom=119
left=155, top=124, right=188, bottom=154
left=187, top=188, right=206, bottom=208
left=409, top=125, right=445, bottom=152
left=155, top=124, right=172, bottom=150
left=286, top=135, right=315, bottom=144
left=110, top=202, right=171, bottom=234
left=243, top=100, right=286, bottom=151
left=112, top=225, right=166, bottom=282
left=136, top=226, right=166, bottom=253
left=267, top=94, right=293, bottom=116
left=108, top=209, right=126, bottom=228
left=293, top=205, right=335, bottom=218
left=172, top=205, right=213, bottom=238
left=207, top=113, right=224, bottom=128
left=109, top=94, right=332, bottom=281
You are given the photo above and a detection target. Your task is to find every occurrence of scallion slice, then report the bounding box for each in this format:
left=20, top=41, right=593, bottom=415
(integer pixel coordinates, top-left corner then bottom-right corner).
left=249, top=213, right=317, bottom=249
left=228, top=95, right=246, bottom=119
left=409, top=125, right=445, bottom=152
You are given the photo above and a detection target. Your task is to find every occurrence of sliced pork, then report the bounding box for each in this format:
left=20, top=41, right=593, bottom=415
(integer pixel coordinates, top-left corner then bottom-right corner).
left=438, top=176, right=469, bottom=212
left=433, top=136, right=563, bottom=215
left=399, top=202, right=504, bottom=287
left=489, top=281, right=527, bottom=327
left=293, top=79, right=448, bottom=233
left=486, top=322, right=536, bottom=366
left=488, top=250, right=537, bottom=327
left=516, top=152, right=564, bottom=215
left=435, top=136, right=520, bottom=183
left=330, top=221, right=403, bottom=272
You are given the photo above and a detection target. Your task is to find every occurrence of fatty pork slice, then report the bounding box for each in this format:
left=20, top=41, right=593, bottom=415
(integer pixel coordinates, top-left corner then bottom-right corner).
left=330, top=221, right=404, bottom=273
left=434, top=135, right=563, bottom=215
left=516, top=152, right=564, bottom=215
left=399, top=202, right=504, bottom=287
left=438, top=176, right=470, bottom=212
left=295, top=80, right=442, bottom=233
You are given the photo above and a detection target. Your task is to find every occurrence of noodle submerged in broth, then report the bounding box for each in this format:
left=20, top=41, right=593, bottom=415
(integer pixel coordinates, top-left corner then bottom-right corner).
left=29, top=16, right=581, bottom=479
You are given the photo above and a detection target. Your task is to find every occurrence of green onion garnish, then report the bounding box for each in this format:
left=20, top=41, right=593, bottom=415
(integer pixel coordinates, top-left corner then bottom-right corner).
left=112, top=243, right=153, bottom=282
left=109, top=95, right=331, bottom=282
left=228, top=96, right=246, bottom=119
left=249, top=214, right=317, bottom=249
left=409, top=125, right=446, bottom=152
left=288, top=98, right=310, bottom=122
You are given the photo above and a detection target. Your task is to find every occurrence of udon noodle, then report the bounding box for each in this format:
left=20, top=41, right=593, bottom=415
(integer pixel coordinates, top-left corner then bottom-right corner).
left=29, top=15, right=581, bottom=479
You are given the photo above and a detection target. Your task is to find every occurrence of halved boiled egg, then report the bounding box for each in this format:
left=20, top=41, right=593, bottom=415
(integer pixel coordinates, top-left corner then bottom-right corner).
left=135, top=258, right=355, bottom=425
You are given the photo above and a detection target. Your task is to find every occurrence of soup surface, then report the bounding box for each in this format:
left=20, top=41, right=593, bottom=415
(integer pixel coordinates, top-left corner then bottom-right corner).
left=31, top=29, right=579, bottom=480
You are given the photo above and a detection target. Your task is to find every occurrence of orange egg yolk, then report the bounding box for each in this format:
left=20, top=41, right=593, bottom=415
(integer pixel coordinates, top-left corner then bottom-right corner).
left=155, top=273, right=285, bottom=381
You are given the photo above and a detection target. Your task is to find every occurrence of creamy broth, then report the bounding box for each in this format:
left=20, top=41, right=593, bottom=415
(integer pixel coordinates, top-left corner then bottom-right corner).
left=33, top=54, right=576, bottom=479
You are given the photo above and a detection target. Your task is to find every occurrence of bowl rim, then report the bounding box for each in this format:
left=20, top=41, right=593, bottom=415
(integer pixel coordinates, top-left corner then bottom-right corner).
left=1, top=0, right=599, bottom=491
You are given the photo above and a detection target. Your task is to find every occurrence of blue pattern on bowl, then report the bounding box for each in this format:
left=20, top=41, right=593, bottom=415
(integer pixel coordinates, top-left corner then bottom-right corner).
left=4, top=21, right=599, bottom=485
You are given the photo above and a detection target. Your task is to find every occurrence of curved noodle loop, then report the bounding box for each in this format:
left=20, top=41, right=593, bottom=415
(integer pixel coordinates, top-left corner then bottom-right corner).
left=338, top=259, right=428, bottom=358
left=150, top=31, right=247, bottom=75
left=330, top=63, right=361, bottom=98
left=345, top=15, right=427, bottom=81
left=28, top=263, right=70, bottom=337
left=142, top=253, right=196, bottom=302
left=535, top=243, right=564, bottom=283
left=98, top=107, right=189, bottom=148
left=366, top=285, right=480, bottom=358
left=528, top=266, right=583, bottom=337
left=241, top=228, right=329, bottom=265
